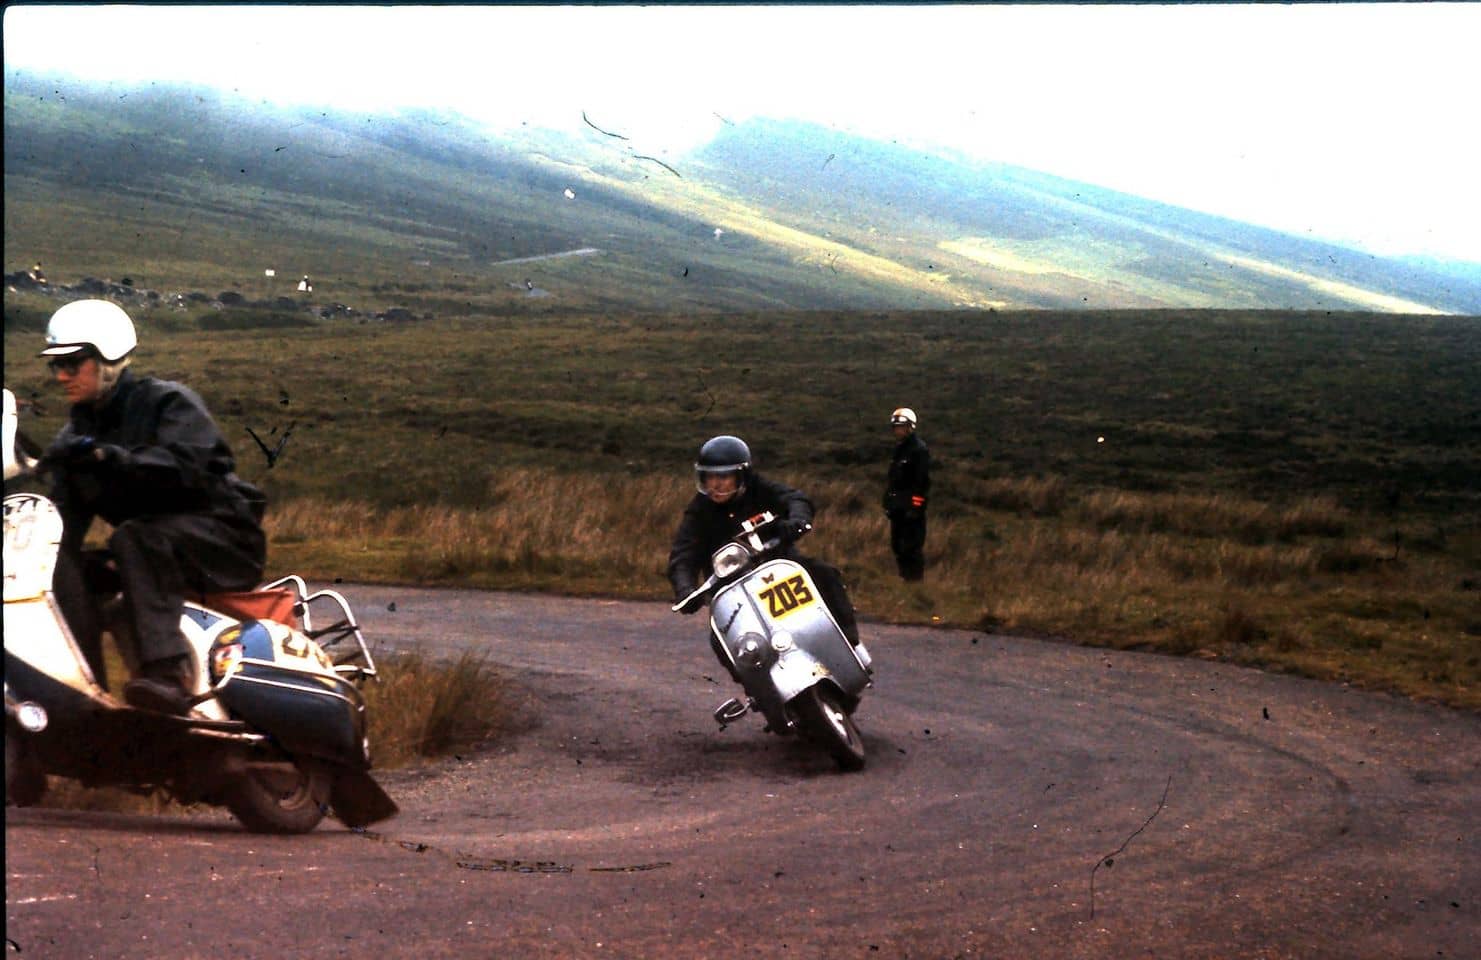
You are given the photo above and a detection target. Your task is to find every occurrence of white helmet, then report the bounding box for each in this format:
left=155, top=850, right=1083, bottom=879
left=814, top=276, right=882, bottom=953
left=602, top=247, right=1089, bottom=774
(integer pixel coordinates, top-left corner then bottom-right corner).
left=890, top=407, right=917, bottom=428
left=40, top=299, right=138, bottom=362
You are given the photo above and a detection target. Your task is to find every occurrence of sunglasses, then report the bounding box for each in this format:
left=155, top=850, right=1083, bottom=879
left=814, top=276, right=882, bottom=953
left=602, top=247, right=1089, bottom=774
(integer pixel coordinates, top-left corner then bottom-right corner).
left=46, top=353, right=95, bottom=375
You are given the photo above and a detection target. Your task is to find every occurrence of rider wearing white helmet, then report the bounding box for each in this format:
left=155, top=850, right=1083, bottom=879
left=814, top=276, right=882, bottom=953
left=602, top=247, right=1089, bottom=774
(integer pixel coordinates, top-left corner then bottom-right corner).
left=884, top=407, right=930, bottom=581
left=39, top=298, right=138, bottom=406
left=40, top=299, right=267, bottom=713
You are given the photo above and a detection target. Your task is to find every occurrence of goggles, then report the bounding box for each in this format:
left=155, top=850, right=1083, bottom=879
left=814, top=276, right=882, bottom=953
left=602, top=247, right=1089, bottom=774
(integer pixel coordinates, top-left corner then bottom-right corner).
left=46, top=353, right=96, bottom=375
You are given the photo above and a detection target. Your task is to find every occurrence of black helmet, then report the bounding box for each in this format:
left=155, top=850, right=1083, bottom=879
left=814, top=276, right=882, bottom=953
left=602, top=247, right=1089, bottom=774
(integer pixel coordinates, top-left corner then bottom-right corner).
left=694, top=435, right=752, bottom=498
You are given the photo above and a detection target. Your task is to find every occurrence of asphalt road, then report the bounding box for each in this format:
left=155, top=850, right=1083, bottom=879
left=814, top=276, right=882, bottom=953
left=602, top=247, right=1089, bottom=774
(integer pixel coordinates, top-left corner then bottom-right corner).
left=6, top=585, right=1478, bottom=959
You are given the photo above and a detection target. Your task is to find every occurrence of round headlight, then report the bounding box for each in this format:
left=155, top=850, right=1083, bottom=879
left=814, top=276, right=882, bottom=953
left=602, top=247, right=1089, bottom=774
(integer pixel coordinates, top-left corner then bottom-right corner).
left=734, top=632, right=775, bottom=669
left=16, top=701, right=48, bottom=733
left=712, top=542, right=751, bottom=579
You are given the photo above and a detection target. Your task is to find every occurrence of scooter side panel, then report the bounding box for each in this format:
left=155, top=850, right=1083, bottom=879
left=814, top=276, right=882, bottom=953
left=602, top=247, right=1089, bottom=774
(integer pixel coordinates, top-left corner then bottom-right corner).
left=214, top=622, right=366, bottom=767
left=217, top=668, right=365, bottom=767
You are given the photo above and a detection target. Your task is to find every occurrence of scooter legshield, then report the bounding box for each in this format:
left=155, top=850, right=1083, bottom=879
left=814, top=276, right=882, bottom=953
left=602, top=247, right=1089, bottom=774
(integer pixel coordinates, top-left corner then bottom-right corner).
left=712, top=559, right=870, bottom=708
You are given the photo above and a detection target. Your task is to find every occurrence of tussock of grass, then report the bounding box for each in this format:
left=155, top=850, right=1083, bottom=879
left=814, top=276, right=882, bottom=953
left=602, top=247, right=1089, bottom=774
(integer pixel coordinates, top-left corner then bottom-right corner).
left=363, top=651, right=511, bottom=768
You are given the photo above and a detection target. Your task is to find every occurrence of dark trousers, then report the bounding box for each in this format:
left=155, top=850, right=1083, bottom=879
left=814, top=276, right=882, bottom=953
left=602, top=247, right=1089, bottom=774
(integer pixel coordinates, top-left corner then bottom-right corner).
left=53, top=512, right=266, bottom=682
left=799, top=556, right=860, bottom=645
left=889, top=511, right=927, bottom=581
left=51, top=547, right=112, bottom=687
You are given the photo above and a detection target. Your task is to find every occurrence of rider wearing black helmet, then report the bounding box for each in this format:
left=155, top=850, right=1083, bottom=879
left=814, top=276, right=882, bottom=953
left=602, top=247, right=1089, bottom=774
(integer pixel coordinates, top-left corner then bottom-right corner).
left=668, top=436, right=860, bottom=667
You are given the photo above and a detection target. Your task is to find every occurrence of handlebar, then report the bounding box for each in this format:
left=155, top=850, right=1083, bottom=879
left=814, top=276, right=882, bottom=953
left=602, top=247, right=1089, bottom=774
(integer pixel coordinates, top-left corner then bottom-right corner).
left=669, top=512, right=812, bottom=614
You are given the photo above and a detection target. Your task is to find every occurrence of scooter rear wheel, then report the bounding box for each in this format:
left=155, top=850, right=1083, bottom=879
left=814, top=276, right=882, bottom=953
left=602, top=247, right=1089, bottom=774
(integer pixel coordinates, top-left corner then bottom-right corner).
left=225, top=761, right=331, bottom=834
left=792, top=685, right=866, bottom=772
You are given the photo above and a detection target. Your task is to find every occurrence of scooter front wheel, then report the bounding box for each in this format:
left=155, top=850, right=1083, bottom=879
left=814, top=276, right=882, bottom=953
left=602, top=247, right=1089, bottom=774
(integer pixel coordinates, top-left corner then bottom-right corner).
left=792, top=685, right=866, bottom=772
left=225, top=760, right=331, bottom=834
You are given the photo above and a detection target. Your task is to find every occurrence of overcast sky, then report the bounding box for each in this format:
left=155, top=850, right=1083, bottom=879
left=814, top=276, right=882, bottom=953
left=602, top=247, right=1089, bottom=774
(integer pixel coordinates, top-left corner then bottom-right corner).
left=5, top=3, right=1478, bottom=264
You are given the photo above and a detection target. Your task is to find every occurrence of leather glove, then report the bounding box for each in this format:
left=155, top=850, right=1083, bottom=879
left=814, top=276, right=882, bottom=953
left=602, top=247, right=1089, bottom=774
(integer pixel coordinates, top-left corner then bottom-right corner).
left=779, top=519, right=809, bottom=543
left=678, top=593, right=706, bottom=615
left=44, top=434, right=98, bottom=466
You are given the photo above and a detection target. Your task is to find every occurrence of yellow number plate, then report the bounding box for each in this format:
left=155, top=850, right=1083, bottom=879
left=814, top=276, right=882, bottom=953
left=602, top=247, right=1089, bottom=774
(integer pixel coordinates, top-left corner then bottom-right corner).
left=753, top=572, right=816, bottom=621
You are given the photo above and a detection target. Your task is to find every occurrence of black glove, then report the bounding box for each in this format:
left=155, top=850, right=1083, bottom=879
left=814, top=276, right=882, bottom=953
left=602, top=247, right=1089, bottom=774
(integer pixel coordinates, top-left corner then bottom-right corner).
left=44, top=434, right=98, bottom=466
left=779, top=519, right=809, bottom=543
left=678, top=593, right=706, bottom=615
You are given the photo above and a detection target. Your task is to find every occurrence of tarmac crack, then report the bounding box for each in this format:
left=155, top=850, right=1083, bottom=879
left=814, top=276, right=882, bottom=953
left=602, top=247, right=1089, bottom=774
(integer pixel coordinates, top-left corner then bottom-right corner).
left=1089, top=773, right=1172, bottom=919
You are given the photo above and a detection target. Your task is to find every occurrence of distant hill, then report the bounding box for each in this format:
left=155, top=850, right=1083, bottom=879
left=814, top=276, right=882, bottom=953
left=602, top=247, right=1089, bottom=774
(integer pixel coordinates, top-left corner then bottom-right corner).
left=687, top=118, right=1481, bottom=313
left=5, top=72, right=1477, bottom=314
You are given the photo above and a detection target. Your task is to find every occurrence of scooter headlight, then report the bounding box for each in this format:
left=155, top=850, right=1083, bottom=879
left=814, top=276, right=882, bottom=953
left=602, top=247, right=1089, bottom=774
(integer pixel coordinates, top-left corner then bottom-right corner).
left=734, top=632, right=777, bottom=670
left=16, top=701, right=48, bottom=733
left=711, top=542, right=751, bottom=579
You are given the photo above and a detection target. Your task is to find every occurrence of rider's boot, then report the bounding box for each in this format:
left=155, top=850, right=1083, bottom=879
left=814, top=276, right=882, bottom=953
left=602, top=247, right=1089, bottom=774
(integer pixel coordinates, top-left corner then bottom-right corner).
left=123, top=653, right=197, bottom=715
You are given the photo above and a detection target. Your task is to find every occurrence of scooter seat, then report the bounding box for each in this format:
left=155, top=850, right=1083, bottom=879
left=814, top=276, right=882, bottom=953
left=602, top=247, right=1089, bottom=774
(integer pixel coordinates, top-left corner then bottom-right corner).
left=196, top=588, right=300, bottom=629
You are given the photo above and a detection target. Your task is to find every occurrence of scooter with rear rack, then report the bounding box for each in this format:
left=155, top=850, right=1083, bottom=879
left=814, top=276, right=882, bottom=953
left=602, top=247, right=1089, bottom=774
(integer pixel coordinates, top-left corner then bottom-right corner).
left=3, top=387, right=397, bottom=832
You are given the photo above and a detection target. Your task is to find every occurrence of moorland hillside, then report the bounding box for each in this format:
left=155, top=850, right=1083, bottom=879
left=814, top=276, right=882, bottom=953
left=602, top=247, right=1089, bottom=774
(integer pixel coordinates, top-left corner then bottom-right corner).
left=6, top=72, right=1478, bottom=315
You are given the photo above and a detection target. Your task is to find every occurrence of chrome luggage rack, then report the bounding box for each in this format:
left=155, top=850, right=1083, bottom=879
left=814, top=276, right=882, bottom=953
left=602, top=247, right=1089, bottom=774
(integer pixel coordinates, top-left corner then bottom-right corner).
left=261, top=575, right=379, bottom=681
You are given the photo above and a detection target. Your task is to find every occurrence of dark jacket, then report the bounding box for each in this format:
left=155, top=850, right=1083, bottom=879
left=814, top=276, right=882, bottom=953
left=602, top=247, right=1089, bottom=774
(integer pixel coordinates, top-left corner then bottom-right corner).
left=50, top=369, right=266, bottom=551
left=667, top=472, right=813, bottom=598
left=883, top=432, right=930, bottom=515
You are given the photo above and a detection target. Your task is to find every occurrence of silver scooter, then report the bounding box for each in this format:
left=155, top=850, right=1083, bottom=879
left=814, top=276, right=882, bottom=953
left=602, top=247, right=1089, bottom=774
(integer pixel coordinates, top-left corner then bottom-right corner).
left=673, top=511, right=874, bottom=770
left=3, top=388, right=398, bottom=832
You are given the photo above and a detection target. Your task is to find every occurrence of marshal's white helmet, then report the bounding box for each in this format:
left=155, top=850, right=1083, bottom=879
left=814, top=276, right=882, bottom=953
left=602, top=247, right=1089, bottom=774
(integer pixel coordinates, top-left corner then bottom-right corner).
left=890, top=407, right=917, bottom=428
left=39, top=299, right=138, bottom=362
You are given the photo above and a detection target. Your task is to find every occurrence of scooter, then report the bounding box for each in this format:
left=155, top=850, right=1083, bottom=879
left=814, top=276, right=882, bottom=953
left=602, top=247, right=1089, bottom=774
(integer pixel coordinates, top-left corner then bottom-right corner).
left=673, top=511, right=874, bottom=771
left=3, top=388, right=398, bottom=832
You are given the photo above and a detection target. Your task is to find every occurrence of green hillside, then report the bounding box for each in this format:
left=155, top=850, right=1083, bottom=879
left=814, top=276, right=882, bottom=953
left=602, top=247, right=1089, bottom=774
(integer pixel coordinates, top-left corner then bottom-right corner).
left=2, top=76, right=947, bottom=313
left=7, top=73, right=1477, bottom=314
left=688, top=118, right=1481, bottom=314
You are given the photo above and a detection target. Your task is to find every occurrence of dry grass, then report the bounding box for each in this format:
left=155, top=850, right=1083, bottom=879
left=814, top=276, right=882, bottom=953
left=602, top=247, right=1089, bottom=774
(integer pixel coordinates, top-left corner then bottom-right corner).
left=265, top=468, right=683, bottom=594
left=361, top=651, right=511, bottom=768
left=264, top=467, right=1480, bottom=710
